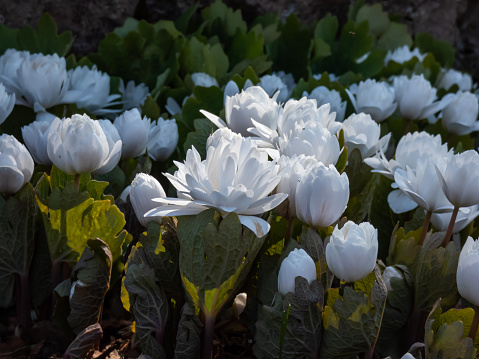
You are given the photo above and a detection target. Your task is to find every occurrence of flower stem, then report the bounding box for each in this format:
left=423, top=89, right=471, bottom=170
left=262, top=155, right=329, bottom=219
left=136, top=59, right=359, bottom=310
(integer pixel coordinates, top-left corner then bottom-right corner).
left=419, top=211, right=432, bottom=246
left=468, top=305, right=479, bottom=340
left=14, top=273, right=31, bottom=334
left=74, top=174, right=81, bottom=191
left=202, top=313, right=216, bottom=359
left=443, top=205, right=459, bottom=247
left=283, top=218, right=294, bottom=248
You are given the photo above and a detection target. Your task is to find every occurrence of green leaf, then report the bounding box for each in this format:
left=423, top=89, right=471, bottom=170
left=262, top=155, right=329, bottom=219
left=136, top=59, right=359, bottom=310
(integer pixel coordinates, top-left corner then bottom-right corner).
left=253, top=278, right=323, bottom=359
left=299, top=227, right=334, bottom=290
left=124, top=260, right=168, bottom=358
left=0, top=25, right=20, bottom=54
left=175, top=3, right=198, bottom=34
left=183, top=118, right=216, bottom=159
left=227, top=30, right=265, bottom=68
left=414, top=234, right=459, bottom=312
left=320, top=269, right=387, bottom=358
left=354, top=4, right=390, bottom=37
left=64, top=323, right=103, bottom=359
left=0, top=184, right=37, bottom=306
left=36, top=175, right=128, bottom=267
left=66, top=238, right=112, bottom=334
left=93, top=165, right=126, bottom=199
left=15, top=13, right=73, bottom=56
left=314, top=14, right=338, bottom=47
left=415, top=32, right=455, bottom=67
left=176, top=210, right=263, bottom=316
left=268, top=14, right=311, bottom=81
left=425, top=300, right=477, bottom=359
left=201, top=0, right=247, bottom=40
left=174, top=303, right=202, bottom=359
left=179, top=36, right=229, bottom=78
left=335, top=147, right=348, bottom=174
left=376, top=22, right=412, bottom=51
left=137, top=220, right=182, bottom=298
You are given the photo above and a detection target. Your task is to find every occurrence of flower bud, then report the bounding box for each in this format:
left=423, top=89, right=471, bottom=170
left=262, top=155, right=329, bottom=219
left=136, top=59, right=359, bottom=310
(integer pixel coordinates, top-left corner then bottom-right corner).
left=113, top=108, right=150, bottom=159
left=304, top=86, right=346, bottom=123
left=232, top=293, right=247, bottom=317
left=347, top=80, right=396, bottom=123
left=457, top=237, right=479, bottom=306
left=22, top=118, right=53, bottom=165
left=342, top=113, right=390, bottom=159
left=295, top=163, right=349, bottom=228
left=436, top=150, right=479, bottom=207
left=441, top=92, right=479, bottom=136
left=130, top=173, right=166, bottom=227
left=92, top=120, right=122, bottom=175
left=326, top=221, right=378, bottom=282
left=0, top=134, right=34, bottom=194
left=0, top=83, right=15, bottom=125
left=191, top=72, right=219, bottom=88
left=147, top=118, right=178, bottom=161
left=47, top=114, right=110, bottom=175
left=382, top=266, right=403, bottom=292
left=278, top=248, right=317, bottom=295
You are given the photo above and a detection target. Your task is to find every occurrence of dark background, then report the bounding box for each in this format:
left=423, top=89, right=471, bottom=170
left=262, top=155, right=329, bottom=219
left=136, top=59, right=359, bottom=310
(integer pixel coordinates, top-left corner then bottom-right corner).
left=2, top=0, right=478, bottom=82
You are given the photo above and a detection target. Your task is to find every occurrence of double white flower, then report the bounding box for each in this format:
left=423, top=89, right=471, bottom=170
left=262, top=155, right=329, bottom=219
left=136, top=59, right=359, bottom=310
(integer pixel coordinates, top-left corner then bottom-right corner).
left=146, top=134, right=287, bottom=237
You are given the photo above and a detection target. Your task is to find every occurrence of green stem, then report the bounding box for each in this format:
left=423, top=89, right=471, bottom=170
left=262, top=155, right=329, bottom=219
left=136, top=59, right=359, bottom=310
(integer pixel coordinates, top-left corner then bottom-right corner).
left=419, top=211, right=432, bottom=246
left=403, top=118, right=412, bottom=135
left=468, top=305, right=479, bottom=340
left=202, top=314, right=216, bottom=359
left=14, top=273, right=31, bottom=334
left=74, top=173, right=81, bottom=191
left=283, top=218, right=294, bottom=248
left=443, top=206, right=459, bottom=248
left=407, top=306, right=421, bottom=348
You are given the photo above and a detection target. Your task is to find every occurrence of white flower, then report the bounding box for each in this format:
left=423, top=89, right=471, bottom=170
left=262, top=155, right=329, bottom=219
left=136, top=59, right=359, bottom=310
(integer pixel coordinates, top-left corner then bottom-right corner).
left=202, top=86, right=282, bottom=137
left=347, top=80, right=397, bottom=122
left=113, top=108, right=151, bottom=159
left=191, top=72, right=219, bottom=88
left=92, top=120, right=122, bottom=175
left=393, top=74, right=453, bottom=120
left=303, top=86, right=347, bottom=122
left=47, top=114, right=110, bottom=175
left=457, top=237, right=479, bottom=306
left=15, top=53, right=69, bottom=112
left=295, top=162, right=349, bottom=228
left=248, top=99, right=340, bottom=155
left=119, top=79, right=149, bottom=111
left=436, top=150, right=479, bottom=208
left=22, top=118, right=53, bottom=165
left=0, top=134, right=34, bottom=194
left=0, top=82, right=15, bottom=125
left=63, top=65, right=121, bottom=116
left=206, top=127, right=243, bottom=149
left=273, top=71, right=296, bottom=96
left=259, top=73, right=290, bottom=103
left=326, top=221, right=378, bottom=282
left=431, top=205, right=479, bottom=233
left=165, top=97, right=184, bottom=116
left=0, top=49, right=30, bottom=98
left=278, top=248, right=317, bottom=295
left=365, top=131, right=451, bottom=180
left=278, top=121, right=340, bottom=166
left=279, top=98, right=340, bottom=135
left=276, top=155, right=317, bottom=219
left=384, top=45, right=425, bottom=65
left=391, top=157, right=453, bottom=214
left=146, top=136, right=288, bottom=237
left=441, top=91, right=479, bottom=136
left=130, top=173, right=166, bottom=227
left=147, top=117, right=178, bottom=161
left=342, top=113, right=390, bottom=159
left=437, top=69, right=473, bottom=92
